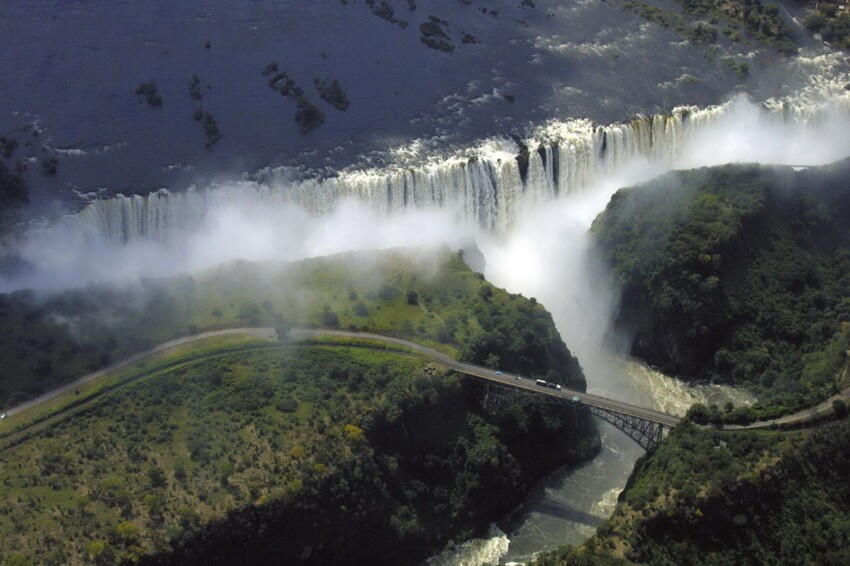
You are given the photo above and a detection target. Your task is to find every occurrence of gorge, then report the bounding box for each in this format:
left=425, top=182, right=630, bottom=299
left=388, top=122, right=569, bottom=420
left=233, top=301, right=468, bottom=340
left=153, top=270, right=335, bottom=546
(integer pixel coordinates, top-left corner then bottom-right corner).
left=2, top=0, right=850, bottom=563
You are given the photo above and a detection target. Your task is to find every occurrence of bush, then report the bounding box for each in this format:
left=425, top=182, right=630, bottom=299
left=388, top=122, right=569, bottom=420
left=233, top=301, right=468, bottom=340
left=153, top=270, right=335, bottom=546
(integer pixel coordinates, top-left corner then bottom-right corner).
left=314, top=78, right=350, bottom=111
left=135, top=81, right=163, bottom=107
left=378, top=284, right=398, bottom=301
left=833, top=399, right=848, bottom=419
left=321, top=307, right=340, bottom=328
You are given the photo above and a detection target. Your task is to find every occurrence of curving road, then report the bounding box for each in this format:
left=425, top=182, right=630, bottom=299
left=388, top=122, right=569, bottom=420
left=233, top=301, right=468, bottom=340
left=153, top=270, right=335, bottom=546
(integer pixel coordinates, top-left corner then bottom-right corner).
left=4, top=327, right=682, bottom=430
left=290, top=329, right=683, bottom=428
left=7, top=326, right=842, bottom=434
left=3, top=328, right=276, bottom=418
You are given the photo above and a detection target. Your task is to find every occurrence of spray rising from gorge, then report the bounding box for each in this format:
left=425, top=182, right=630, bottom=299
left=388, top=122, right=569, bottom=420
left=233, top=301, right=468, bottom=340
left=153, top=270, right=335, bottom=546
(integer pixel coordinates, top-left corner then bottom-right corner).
left=5, top=90, right=847, bottom=404
left=2, top=64, right=849, bottom=566
left=4, top=88, right=847, bottom=294
left=78, top=96, right=849, bottom=240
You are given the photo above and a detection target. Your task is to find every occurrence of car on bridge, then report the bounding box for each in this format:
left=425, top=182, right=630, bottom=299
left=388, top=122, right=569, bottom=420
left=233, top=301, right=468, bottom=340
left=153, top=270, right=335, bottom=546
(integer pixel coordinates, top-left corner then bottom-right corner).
left=495, top=371, right=502, bottom=375
left=515, top=375, right=522, bottom=381
left=571, top=396, right=581, bottom=404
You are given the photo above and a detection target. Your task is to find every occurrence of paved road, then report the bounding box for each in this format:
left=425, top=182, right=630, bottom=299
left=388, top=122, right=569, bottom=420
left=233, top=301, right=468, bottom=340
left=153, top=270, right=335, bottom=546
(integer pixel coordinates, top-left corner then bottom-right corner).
left=725, top=384, right=850, bottom=430
left=291, top=329, right=683, bottom=428
left=3, top=327, right=682, bottom=429
left=3, top=327, right=276, bottom=418
left=19, top=326, right=843, bottom=432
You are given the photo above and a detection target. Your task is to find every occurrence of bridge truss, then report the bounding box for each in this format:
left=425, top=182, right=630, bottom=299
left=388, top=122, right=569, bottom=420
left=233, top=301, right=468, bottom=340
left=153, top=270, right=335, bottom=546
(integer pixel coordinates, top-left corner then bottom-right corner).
left=482, top=383, right=668, bottom=451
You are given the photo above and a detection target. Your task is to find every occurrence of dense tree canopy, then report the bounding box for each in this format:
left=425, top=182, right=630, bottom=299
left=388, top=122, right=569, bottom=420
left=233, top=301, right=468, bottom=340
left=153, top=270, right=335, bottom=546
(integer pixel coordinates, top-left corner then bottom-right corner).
left=593, top=161, right=850, bottom=418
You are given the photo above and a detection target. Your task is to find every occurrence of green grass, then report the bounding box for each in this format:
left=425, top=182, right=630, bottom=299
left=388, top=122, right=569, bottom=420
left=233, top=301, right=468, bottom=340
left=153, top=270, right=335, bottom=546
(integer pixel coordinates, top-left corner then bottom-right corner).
left=0, top=346, right=428, bottom=563
left=0, top=249, right=581, bottom=411
left=0, top=249, right=590, bottom=564
left=0, top=340, right=591, bottom=565
left=0, top=334, right=276, bottom=440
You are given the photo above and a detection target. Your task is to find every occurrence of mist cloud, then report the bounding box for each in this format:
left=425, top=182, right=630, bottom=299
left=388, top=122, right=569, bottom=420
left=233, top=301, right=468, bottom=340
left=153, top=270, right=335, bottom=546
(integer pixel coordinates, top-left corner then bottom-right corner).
left=2, top=97, right=849, bottom=391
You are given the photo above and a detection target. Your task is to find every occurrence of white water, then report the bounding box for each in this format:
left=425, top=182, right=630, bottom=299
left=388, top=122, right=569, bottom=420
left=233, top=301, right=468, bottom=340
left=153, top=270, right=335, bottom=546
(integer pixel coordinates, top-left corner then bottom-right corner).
left=73, top=76, right=850, bottom=245
left=5, top=50, right=850, bottom=566
left=427, top=525, right=511, bottom=566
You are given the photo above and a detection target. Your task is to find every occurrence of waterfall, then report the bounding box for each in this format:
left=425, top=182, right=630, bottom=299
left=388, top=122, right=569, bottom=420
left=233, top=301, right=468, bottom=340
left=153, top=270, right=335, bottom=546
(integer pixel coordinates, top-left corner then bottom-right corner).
left=74, top=91, right=850, bottom=243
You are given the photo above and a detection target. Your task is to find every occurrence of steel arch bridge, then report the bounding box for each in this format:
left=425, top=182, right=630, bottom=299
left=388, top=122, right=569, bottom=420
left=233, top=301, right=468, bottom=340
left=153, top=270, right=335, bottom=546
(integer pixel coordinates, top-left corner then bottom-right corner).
left=481, top=382, right=673, bottom=451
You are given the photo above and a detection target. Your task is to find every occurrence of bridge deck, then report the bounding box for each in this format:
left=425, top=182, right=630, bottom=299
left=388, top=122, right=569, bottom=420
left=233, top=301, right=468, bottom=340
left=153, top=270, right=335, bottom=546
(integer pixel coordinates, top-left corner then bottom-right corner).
left=292, top=329, right=682, bottom=428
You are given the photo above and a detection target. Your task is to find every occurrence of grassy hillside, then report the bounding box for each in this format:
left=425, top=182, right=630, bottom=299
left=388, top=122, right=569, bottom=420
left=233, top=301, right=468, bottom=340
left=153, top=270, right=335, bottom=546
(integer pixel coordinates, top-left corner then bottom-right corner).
left=592, top=161, right=850, bottom=420
left=0, top=248, right=583, bottom=410
left=531, top=418, right=850, bottom=565
left=0, top=331, right=594, bottom=566
left=0, top=249, right=593, bottom=565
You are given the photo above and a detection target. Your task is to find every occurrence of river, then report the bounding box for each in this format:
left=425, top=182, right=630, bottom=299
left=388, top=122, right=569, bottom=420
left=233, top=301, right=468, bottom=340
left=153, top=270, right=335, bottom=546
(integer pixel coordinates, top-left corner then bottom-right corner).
left=428, top=358, right=756, bottom=566
left=427, top=186, right=759, bottom=565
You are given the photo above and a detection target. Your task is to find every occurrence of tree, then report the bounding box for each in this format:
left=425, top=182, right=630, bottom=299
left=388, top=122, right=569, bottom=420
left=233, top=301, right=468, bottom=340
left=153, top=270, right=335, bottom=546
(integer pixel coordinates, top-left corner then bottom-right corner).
left=484, top=353, right=501, bottom=369
left=379, top=284, right=398, bottom=300
left=686, top=403, right=710, bottom=424
left=321, top=306, right=340, bottom=328
left=276, top=319, right=292, bottom=340
left=833, top=399, right=848, bottom=419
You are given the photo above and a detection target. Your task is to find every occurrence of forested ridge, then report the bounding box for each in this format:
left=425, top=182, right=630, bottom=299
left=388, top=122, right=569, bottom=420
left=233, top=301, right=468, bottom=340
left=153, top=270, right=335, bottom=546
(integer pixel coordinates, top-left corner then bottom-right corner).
left=593, top=160, right=850, bottom=420
left=0, top=250, right=593, bottom=565
left=531, top=418, right=850, bottom=565
left=0, top=249, right=582, bottom=411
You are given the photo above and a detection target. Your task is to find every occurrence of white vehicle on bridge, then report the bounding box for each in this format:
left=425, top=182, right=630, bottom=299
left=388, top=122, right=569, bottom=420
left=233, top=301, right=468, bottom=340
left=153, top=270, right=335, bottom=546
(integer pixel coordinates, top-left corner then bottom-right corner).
left=535, top=379, right=562, bottom=391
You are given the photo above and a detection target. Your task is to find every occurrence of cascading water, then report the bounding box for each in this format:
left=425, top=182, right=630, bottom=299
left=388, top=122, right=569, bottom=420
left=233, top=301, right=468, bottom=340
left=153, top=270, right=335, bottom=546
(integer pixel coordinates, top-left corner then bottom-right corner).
left=14, top=51, right=850, bottom=566
left=73, top=88, right=850, bottom=244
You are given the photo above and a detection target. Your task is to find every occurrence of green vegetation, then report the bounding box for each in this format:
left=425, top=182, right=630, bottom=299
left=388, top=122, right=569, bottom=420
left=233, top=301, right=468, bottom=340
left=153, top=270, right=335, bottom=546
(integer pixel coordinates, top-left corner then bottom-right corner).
left=0, top=161, right=28, bottom=212
left=593, top=161, right=850, bottom=420
left=532, top=420, right=850, bottom=565
left=0, top=161, right=28, bottom=236
left=622, top=0, right=798, bottom=54
left=188, top=75, right=222, bottom=147
left=0, top=344, right=590, bottom=564
left=134, top=82, right=163, bottom=108
left=41, top=156, right=59, bottom=176
left=294, top=97, right=326, bottom=134
left=367, top=0, right=410, bottom=28
left=723, top=57, right=749, bottom=79
left=1, top=136, right=18, bottom=158
left=803, top=2, right=850, bottom=49
left=0, top=250, right=593, bottom=565
left=188, top=75, right=202, bottom=102
left=263, top=66, right=326, bottom=135
left=420, top=16, right=456, bottom=52
left=0, top=249, right=582, bottom=411
left=314, top=78, right=350, bottom=111
left=200, top=111, right=222, bottom=147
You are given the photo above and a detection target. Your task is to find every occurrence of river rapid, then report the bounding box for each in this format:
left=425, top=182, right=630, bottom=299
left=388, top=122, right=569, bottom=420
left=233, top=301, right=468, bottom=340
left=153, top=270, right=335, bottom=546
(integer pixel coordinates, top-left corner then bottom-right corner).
left=2, top=5, right=849, bottom=561
left=426, top=355, right=756, bottom=566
